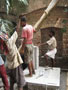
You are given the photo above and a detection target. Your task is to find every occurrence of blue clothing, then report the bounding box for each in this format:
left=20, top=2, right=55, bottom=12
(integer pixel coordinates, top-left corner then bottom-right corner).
left=0, top=55, right=4, bottom=65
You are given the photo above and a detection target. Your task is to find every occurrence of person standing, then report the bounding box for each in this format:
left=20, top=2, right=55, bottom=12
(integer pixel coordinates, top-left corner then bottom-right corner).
left=39, top=30, right=57, bottom=68
left=0, top=31, right=26, bottom=90
left=19, top=16, right=35, bottom=76
left=0, top=37, right=9, bottom=90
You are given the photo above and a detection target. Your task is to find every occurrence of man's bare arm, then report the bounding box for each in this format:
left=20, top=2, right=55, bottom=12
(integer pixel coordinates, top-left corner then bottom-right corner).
left=16, top=19, right=21, bottom=32
left=38, top=42, right=48, bottom=47
left=21, top=38, right=26, bottom=50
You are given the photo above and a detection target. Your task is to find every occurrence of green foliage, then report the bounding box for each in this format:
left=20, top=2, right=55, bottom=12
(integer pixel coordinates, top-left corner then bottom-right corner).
left=61, top=19, right=68, bottom=33
left=64, top=8, right=68, bottom=12
left=9, top=0, right=13, bottom=7
left=62, top=19, right=68, bottom=24
left=61, top=27, right=67, bottom=33
left=6, top=0, right=10, bottom=14
left=18, top=0, right=28, bottom=5
left=5, top=0, right=29, bottom=14
left=0, top=18, right=14, bottom=37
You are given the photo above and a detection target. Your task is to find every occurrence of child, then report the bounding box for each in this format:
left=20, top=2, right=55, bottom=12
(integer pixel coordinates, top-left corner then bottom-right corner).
left=39, top=30, right=57, bottom=68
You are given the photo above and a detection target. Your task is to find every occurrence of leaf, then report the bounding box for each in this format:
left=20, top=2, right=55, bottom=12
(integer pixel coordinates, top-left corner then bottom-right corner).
left=6, top=0, right=10, bottom=14
left=62, top=19, right=68, bottom=24
left=64, top=8, right=68, bottom=12
left=9, top=0, right=13, bottom=7
left=18, top=0, right=28, bottom=5
left=61, top=27, right=67, bottom=33
left=5, top=0, right=29, bottom=14
left=0, top=18, right=14, bottom=37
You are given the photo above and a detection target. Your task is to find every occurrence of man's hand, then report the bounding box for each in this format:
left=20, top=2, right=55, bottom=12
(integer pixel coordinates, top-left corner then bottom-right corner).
left=19, top=48, right=24, bottom=54
left=19, top=14, right=23, bottom=19
left=38, top=42, right=46, bottom=47
left=38, top=44, right=41, bottom=47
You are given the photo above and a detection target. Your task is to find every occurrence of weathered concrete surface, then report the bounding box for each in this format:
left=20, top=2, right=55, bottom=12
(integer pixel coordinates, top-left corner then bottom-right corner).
left=27, top=71, right=67, bottom=90
left=0, top=71, right=67, bottom=90
left=66, top=72, right=68, bottom=90
left=60, top=71, right=67, bottom=90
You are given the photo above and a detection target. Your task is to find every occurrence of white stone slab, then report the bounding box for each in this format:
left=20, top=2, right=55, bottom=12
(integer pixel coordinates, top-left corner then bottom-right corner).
left=24, top=67, right=60, bottom=87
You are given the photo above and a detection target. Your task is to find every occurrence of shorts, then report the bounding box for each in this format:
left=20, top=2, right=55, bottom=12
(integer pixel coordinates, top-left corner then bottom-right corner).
left=46, top=48, right=57, bottom=59
left=24, top=44, right=33, bottom=64
left=8, top=65, right=26, bottom=88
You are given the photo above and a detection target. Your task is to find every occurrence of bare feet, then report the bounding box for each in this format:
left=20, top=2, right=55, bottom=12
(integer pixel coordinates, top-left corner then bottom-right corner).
left=25, top=74, right=32, bottom=77
left=32, top=71, right=35, bottom=74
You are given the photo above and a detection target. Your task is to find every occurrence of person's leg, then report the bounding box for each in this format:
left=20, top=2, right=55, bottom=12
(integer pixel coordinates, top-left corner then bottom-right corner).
left=51, top=58, right=55, bottom=67
left=31, top=61, right=35, bottom=74
left=16, top=65, right=26, bottom=90
left=0, top=65, right=9, bottom=90
left=9, top=69, right=16, bottom=90
left=44, top=55, right=49, bottom=66
left=28, top=62, right=32, bottom=76
left=10, top=78, right=14, bottom=90
left=23, top=83, right=28, bottom=90
left=18, top=87, right=23, bottom=90
left=26, top=49, right=33, bottom=76
left=24, top=46, right=32, bottom=75
left=29, top=44, right=35, bottom=75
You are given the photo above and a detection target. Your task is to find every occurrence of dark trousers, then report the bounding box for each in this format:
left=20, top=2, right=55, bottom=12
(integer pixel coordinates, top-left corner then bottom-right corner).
left=0, top=65, right=9, bottom=90
left=21, top=54, right=28, bottom=70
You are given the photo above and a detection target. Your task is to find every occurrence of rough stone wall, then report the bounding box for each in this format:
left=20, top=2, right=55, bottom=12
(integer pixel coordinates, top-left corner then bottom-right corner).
left=20, top=7, right=68, bottom=53
left=0, top=0, right=68, bottom=15
left=19, top=6, right=68, bottom=68
left=0, top=0, right=68, bottom=68
left=27, top=0, right=68, bottom=13
left=63, top=28, right=68, bottom=57
left=7, top=6, right=68, bottom=61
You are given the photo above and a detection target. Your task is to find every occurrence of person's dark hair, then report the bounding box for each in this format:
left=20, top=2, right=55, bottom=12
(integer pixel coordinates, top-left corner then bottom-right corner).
left=21, top=16, right=27, bottom=22
left=50, top=29, right=55, bottom=36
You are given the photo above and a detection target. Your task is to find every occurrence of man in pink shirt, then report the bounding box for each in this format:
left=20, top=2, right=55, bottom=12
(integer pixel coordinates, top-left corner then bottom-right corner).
left=20, top=16, right=35, bottom=76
